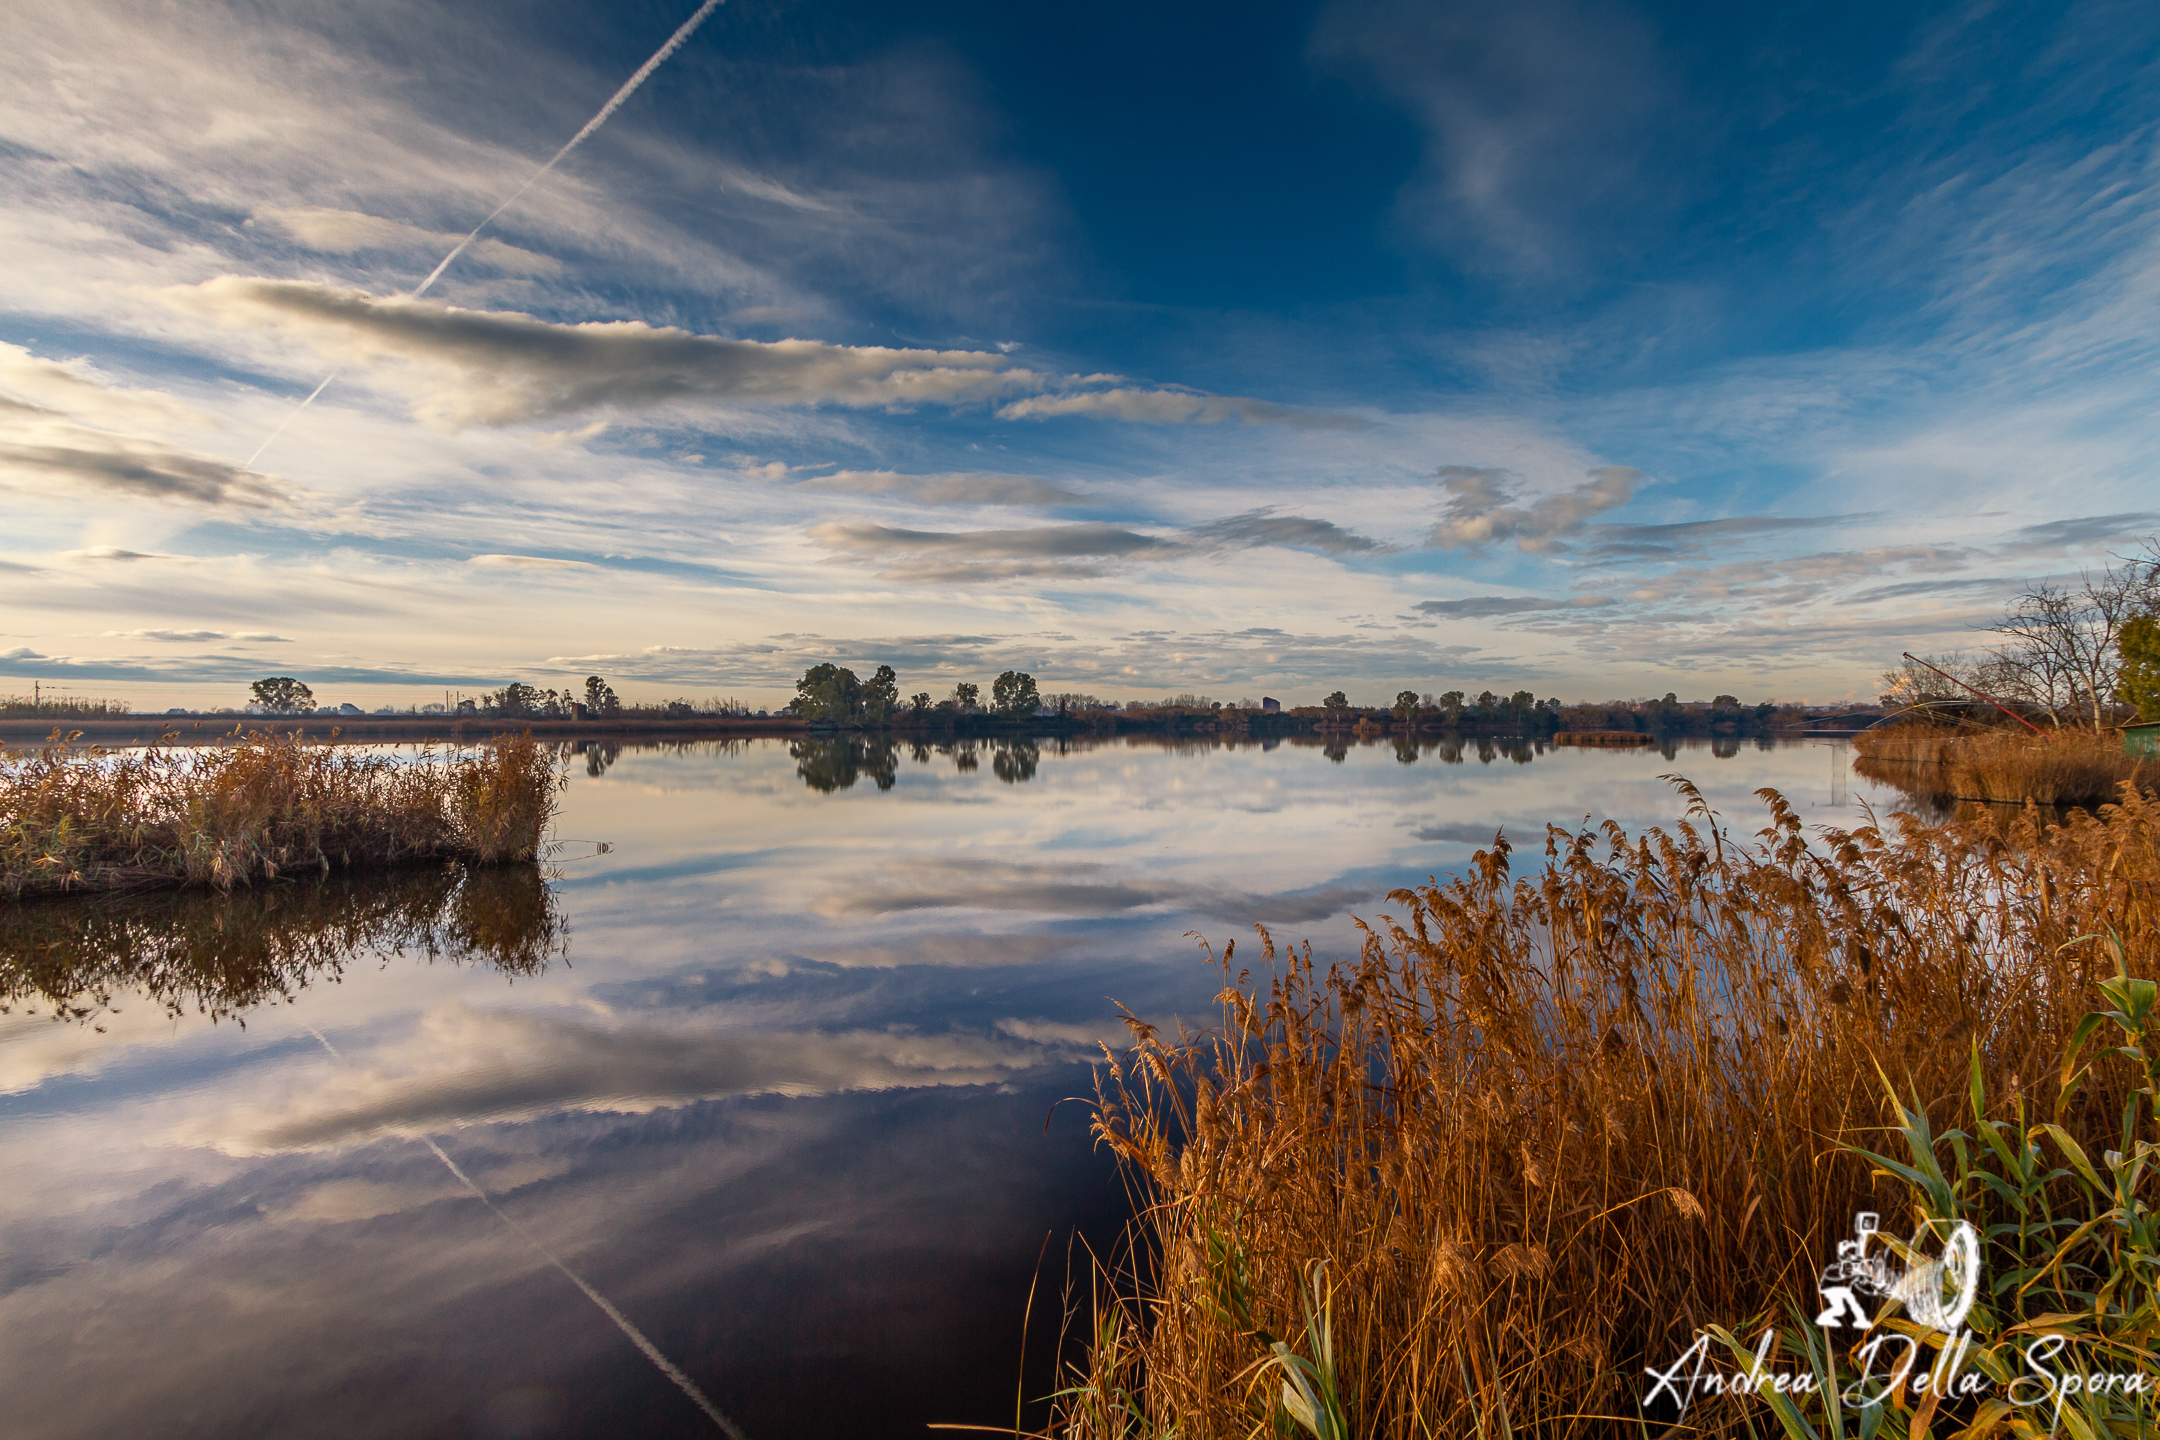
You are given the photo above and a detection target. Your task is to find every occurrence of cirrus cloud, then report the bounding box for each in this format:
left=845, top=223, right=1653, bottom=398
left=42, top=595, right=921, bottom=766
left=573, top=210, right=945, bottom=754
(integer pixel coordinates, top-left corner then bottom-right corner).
left=249, top=206, right=562, bottom=276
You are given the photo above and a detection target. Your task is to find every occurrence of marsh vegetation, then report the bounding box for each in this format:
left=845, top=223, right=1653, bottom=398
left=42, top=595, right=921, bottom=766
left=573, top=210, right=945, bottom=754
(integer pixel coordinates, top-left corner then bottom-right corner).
left=0, top=730, right=560, bottom=898
left=1056, top=783, right=2160, bottom=1439
left=1854, top=725, right=2158, bottom=811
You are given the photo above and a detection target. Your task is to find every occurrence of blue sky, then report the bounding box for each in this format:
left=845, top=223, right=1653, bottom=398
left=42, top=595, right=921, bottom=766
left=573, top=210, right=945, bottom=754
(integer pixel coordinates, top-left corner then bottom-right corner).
left=2, top=0, right=2156, bottom=707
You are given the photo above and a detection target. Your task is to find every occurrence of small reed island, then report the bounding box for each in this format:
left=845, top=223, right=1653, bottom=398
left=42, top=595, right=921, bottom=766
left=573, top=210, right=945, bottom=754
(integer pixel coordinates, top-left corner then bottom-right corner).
left=1854, top=721, right=2157, bottom=809
left=1, top=729, right=559, bottom=899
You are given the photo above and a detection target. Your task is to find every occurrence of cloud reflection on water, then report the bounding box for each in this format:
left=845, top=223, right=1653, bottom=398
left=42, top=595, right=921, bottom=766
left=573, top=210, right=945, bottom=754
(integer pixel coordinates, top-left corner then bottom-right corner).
left=0, top=735, right=1904, bottom=1439
left=210, top=1003, right=1068, bottom=1153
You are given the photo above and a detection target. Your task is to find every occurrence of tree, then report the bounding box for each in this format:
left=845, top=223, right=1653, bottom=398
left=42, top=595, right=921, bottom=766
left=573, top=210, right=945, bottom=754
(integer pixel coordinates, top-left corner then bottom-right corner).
left=582, top=675, right=621, bottom=716
left=1323, top=690, right=1350, bottom=710
left=487, top=682, right=543, bottom=717
left=1978, top=548, right=2158, bottom=729
left=2120, top=615, right=2160, bottom=722
left=1878, top=654, right=1980, bottom=712
left=909, top=691, right=932, bottom=718
left=1393, top=690, right=1420, bottom=720
left=796, top=664, right=867, bottom=725
left=951, top=682, right=980, bottom=714
left=1437, top=690, right=1465, bottom=722
left=1711, top=694, right=1739, bottom=709
left=992, top=670, right=1040, bottom=717
left=250, top=676, right=313, bottom=713
left=863, top=665, right=901, bottom=723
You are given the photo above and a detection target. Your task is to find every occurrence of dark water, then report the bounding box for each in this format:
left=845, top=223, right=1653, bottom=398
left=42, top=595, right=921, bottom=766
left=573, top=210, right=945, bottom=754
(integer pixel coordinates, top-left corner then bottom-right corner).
left=0, top=735, right=1894, bottom=1439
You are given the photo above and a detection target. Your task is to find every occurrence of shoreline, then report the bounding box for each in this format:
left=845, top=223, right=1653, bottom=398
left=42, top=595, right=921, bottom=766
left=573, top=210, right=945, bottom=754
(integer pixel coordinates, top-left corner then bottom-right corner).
left=1, top=705, right=1876, bottom=748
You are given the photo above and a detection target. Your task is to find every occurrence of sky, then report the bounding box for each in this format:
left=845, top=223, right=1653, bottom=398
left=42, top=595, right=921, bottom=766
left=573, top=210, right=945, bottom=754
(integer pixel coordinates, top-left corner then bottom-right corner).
left=2, top=0, right=2158, bottom=710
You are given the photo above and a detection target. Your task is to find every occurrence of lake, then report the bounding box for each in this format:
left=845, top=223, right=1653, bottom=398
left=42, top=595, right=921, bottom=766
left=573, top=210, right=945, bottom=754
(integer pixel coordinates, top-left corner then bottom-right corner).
left=0, top=734, right=1900, bottom=1439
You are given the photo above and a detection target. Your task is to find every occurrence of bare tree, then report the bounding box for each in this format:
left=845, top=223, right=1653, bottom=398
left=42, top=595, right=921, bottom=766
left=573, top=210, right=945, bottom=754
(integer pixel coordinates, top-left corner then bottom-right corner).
left=1980, top=543, right=2160, bottom=730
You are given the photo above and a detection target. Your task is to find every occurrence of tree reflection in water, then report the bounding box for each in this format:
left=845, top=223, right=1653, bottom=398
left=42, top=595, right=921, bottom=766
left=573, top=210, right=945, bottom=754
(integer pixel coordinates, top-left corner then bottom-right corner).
left=991, top=739, right=1038, bottom=784
left=790, top=736, right=899, bottom=792
left=0, top=863, right=563, bottom=1027
left=788, top=736, right=1048, bottom=791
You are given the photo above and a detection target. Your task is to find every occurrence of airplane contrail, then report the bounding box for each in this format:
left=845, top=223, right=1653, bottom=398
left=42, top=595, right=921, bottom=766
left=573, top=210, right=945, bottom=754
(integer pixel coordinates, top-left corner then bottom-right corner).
left=243, top=369, right=338, bottom=470
left=305, top=1027, right=746, bottom=1438
left=411, top=0, right=725, bottom=300
left=244, top=0, right=726, bottom=470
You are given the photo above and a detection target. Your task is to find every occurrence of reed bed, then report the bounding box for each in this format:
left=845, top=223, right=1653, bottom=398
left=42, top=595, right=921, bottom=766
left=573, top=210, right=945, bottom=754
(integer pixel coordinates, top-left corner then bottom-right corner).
left=0, top=730, right=561, bottom=898
left=1854, top=725, right=2157, bottom=809
left=1062, top=781, right=2160, bottom=1439
left=0, top=692, right=129, bottom=719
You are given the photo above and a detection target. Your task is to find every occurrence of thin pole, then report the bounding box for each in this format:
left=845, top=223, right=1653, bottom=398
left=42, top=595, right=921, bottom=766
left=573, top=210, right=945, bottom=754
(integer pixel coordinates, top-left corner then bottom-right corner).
left=1899, top=653, right=2049, bottom=738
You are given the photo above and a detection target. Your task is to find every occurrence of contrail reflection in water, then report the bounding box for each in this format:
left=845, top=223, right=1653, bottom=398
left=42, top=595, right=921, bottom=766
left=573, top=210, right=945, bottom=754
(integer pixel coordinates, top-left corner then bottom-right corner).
left=305, top=1027, right=745, bottom=1438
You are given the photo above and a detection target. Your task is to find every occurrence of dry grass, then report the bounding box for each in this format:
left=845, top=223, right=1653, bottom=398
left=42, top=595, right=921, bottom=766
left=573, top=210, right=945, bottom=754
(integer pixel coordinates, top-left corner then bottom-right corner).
left=0, top=861, right=563, bottom=1026
left=1855, top=724, right=2157, bottom=809
left=1062, top=780, right=2160, bottom=1439
left=0, top=730, right=562, bottom=898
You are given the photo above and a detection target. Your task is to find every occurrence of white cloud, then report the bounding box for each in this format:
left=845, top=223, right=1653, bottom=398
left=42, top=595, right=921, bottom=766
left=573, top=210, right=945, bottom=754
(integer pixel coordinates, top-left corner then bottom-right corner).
left=1430, top=465, right=1640, bottom=551
left=790, top=469, right=1084, bottom=506
left=998, top=386, right=1371, bottom=430
left=1413, top=595, right=1612, bottom=617
left=250, top=207, right=561, bottom=276
left=467, top=553, right=599, bottom=571
left=1189, top=509, right=1391, bottom=555
left=0, top=343, right=283, bottom=508
left=0, top=432, right=284, bottom=508
left=102, top=629, right=293, bottom=643
left=168, top=278, right=1050, bottom=428
left=809, top=520, right=1174, bottom=582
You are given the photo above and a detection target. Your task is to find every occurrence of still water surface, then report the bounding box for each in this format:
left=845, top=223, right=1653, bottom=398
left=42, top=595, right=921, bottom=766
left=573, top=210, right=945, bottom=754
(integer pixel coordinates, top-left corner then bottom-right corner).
left=0, top=735, right=1899, bottom=1439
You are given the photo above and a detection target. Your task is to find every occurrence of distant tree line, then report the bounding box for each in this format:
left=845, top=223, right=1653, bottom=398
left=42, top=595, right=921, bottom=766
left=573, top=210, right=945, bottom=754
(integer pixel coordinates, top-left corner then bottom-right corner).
left=225, top=664, right=1902, bottom=735
left=794, top=665, right=1043, bottom=727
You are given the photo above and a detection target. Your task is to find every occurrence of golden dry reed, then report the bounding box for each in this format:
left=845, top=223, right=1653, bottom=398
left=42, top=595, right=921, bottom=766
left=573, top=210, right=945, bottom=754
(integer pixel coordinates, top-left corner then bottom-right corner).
left=1, top=730, right=562, bottom=898
left=1066, top=780, right=2160, bottom=1440
left=1854, top=725, right=2156, bottom=809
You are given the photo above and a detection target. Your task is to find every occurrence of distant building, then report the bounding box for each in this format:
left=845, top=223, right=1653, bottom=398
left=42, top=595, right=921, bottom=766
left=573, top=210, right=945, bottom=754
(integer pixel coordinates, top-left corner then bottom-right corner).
left=1261, top=696, right=1281, bottom=713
